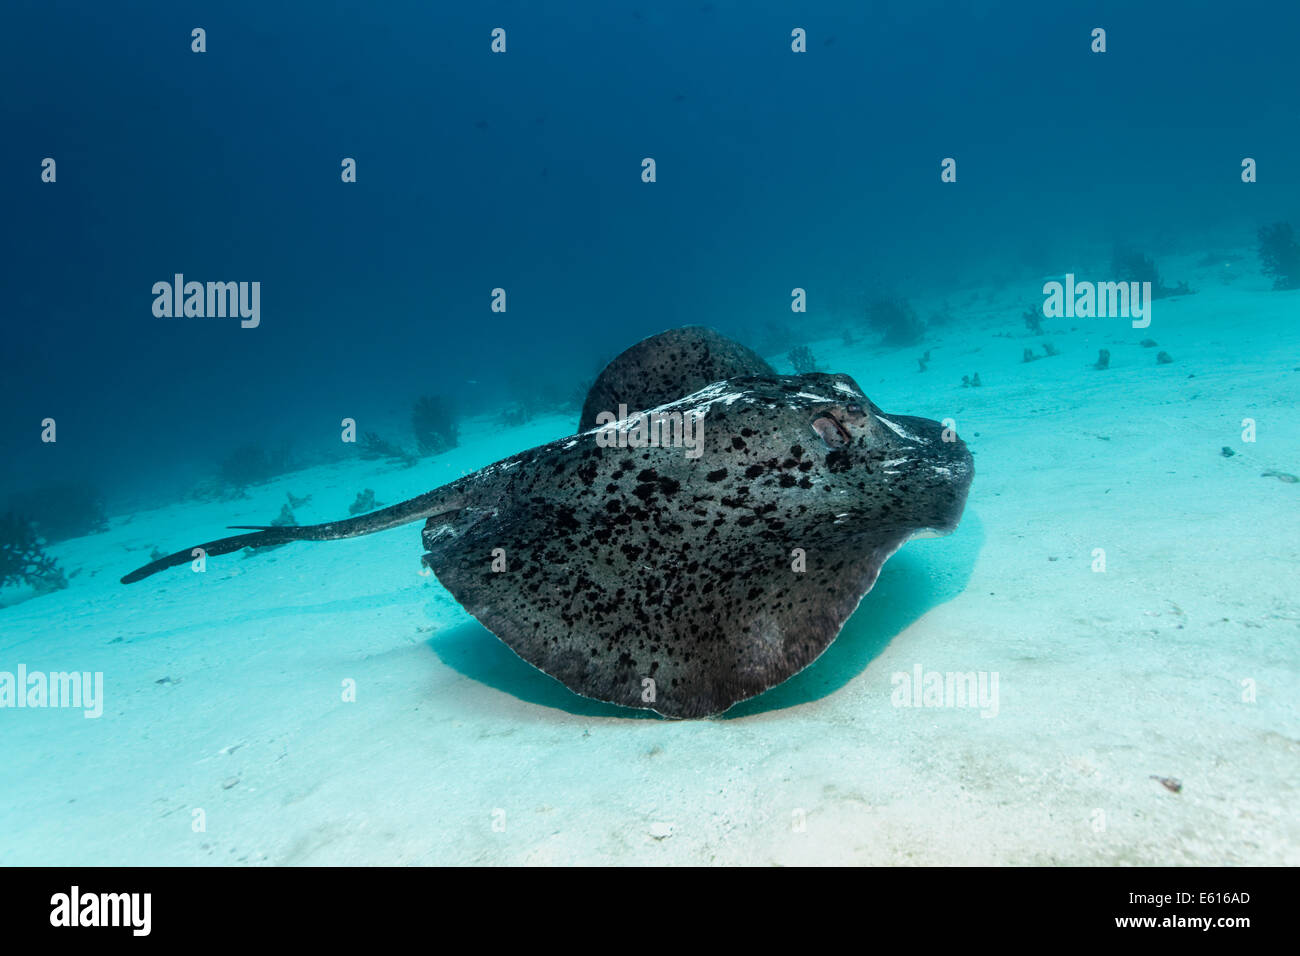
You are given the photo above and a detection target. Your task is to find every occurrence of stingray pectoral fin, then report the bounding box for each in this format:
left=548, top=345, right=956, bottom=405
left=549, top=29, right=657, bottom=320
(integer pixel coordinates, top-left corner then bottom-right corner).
left=425, top=508, right=904, bottom=719
left=120, top=487, right=465, bottom=585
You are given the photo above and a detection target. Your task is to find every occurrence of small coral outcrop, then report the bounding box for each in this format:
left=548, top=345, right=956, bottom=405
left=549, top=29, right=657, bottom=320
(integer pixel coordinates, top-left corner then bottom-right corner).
left=359, top=432, right=416, bottom=468
left=867, top=297, right=926, bottom=347
left=0, top=513, right=67, bottom=594
left=270, top=504, right=298, bottom=527
left=349, top=489, right=383, bottom=515
left=4, top=481, right=107, bottom=542
left=787, top=345, right=820, bottom=374
left=218, top=443, right=291, bottom=495
left=1258, top=222, right=1300, bottom=290
left=411, top=395, right=460, bottom=456
left=1112, top=249, right=1193, bottom=299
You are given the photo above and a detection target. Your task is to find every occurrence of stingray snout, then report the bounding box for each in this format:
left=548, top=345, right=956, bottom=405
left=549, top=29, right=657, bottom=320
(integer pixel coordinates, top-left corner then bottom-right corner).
left=881, top=413, right=974, bottom=536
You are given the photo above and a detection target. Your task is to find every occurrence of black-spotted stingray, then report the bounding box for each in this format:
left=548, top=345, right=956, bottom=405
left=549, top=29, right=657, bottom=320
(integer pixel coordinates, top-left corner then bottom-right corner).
left=123, top=327, right=974, bottom=718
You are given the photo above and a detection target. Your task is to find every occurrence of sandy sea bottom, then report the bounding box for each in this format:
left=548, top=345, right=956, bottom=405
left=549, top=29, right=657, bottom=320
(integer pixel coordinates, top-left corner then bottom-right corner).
left=1, top=253, right=1297, bottom=865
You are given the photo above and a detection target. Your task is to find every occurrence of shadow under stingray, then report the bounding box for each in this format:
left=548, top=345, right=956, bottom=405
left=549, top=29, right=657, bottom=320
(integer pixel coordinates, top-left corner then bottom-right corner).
left=429, top=620, right=657, bottom=719
left=427, top=509, right=984, bottom=720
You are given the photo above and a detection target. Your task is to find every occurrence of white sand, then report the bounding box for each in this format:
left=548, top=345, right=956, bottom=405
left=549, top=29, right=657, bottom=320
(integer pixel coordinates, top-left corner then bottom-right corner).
left=2, top=252, right=1297, bottom=865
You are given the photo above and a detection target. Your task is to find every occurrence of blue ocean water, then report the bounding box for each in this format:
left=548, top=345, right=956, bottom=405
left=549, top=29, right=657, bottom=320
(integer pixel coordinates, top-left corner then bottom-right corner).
left=4, top=0, right=1296, bottom=507
left=1, top=1, right=1297, bottom=865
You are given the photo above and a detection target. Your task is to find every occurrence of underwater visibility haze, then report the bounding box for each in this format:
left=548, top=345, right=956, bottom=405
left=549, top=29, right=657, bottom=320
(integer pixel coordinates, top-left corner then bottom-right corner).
left=1, top=0, right=1297, bottom=867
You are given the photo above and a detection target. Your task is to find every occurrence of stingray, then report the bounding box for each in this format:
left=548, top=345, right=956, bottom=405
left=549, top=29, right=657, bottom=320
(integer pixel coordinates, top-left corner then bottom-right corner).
left=122, top=326, right=974, bottom=718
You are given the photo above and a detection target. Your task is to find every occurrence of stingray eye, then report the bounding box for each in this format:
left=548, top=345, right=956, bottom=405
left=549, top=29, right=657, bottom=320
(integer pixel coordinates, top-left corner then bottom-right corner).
left=812, top=415, right=850, bottom=449
left=845, top=403, right=863, bottom=416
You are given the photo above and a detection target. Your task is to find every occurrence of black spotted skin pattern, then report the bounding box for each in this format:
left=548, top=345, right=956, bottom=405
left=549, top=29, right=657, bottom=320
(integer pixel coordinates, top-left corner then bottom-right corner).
left=424, top=372, right=973, bottom=718
left=577, top=325, right=775, bottom=432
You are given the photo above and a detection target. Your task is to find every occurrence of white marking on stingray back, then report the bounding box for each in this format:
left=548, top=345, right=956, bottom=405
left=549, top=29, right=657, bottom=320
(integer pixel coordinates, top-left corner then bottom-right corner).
left=574, top=381, right=754, bottom=439
left=875, top=414, right=928, bottom=443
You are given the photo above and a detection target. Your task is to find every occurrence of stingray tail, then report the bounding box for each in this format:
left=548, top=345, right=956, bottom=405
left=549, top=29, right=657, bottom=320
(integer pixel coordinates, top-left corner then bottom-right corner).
left=121, top=487, right=464, bottom=584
